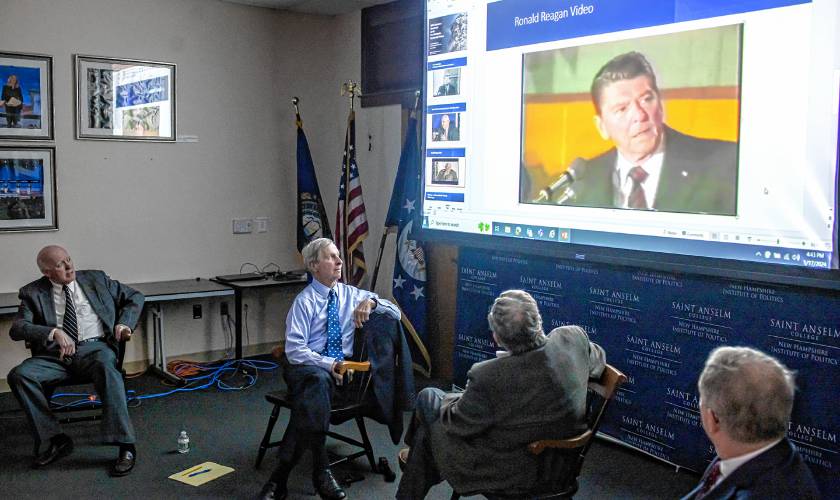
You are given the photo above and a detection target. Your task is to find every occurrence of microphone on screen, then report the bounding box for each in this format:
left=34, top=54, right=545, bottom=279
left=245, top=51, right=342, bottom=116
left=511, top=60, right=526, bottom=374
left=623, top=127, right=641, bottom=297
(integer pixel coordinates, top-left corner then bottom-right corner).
left=532, top=158, right=587, bottom=204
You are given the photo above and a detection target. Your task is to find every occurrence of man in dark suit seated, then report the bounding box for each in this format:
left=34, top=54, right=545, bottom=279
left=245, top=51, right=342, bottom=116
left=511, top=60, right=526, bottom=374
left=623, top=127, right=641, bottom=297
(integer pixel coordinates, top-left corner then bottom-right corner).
left=396, top=289, right=606, bottom=499
left=681, top=346, right=820, bottom=499
left=258, top=238, right=401, bottom=500
left=431, top=113, right=459, bottom=142
left=563, top=51, right=737, bottom=215
left=7, top=245, right=143, bottom=476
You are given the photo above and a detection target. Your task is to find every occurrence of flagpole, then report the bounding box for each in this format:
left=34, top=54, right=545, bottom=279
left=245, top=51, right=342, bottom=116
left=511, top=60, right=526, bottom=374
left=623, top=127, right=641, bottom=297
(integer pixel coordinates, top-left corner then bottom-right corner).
left=341, top=81, right=361, bottom=283
left=371, top=90, right=422, bottom=292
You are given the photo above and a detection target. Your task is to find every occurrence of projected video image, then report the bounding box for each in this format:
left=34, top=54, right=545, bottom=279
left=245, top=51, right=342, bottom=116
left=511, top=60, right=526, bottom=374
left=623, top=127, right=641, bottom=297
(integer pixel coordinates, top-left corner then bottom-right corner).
left=432, top=67, right=461, bottom=97
left=521, top=25, right=742, bottom=216
left=430, top=112, right=461, bottom=142
left=428, top=13, right=468, bottom=56
left=431, top=158, right=463, bottom=186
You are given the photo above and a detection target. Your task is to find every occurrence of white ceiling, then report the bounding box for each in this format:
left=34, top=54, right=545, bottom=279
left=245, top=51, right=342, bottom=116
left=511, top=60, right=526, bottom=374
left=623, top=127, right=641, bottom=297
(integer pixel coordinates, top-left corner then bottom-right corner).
left=218, top=0, right=394, bottom=16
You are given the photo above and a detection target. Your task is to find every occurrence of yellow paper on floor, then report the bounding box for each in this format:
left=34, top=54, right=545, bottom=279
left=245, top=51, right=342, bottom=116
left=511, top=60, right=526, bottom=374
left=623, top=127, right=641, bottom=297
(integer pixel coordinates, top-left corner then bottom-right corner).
left=170, top=462, right=234, bottom=486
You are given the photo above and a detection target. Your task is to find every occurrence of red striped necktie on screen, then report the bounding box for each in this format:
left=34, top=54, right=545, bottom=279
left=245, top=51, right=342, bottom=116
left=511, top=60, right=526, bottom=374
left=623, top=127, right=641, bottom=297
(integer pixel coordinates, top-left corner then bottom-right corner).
left=627, top=166, right=649, bottom=209
left=62, top=285, right=79, bottom=343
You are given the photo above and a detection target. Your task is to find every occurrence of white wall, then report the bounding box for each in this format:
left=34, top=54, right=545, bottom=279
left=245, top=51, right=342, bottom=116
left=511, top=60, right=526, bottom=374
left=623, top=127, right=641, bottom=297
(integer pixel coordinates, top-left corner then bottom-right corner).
left=0, top=0, right=403, bottom=383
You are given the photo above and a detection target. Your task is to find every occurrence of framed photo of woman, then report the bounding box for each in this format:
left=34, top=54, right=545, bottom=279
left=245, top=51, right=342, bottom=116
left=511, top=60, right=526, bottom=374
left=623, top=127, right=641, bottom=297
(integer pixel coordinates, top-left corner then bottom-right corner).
left=0, top=51, right=54, bottom=141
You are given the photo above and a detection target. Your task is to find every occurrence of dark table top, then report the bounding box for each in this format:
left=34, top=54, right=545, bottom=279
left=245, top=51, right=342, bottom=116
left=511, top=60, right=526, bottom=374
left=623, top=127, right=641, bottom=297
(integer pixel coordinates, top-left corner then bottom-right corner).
left=211, top=273, right=308, bottom=290
left=0, top=291, right=17, bottom=315
left=130, top=278, right=234, bottom=302
left=1, top=274, right=311, bottom=316
left=0, top=278, right=236, bottom=315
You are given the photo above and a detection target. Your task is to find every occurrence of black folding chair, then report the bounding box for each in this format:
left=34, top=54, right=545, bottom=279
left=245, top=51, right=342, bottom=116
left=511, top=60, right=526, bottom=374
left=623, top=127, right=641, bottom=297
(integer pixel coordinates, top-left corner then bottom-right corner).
left=23, top=338, right=128, bottom=454
left=25, top=339, right=128, bottom=424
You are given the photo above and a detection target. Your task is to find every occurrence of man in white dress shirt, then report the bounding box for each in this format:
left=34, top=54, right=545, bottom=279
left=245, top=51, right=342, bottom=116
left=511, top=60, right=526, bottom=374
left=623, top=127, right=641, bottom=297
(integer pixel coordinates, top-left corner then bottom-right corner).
left=258, top=238, right=400, bottom=500
left=8, top=245, right=143, bottom=476
left=565, top=51, right=738, bottom=215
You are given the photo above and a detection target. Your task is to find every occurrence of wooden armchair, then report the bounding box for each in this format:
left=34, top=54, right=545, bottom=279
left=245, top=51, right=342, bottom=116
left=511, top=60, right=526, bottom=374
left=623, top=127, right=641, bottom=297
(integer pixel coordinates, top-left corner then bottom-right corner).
left=256, top=334, right=383, bottom=479
left=451, top=364, right=628, bottom=499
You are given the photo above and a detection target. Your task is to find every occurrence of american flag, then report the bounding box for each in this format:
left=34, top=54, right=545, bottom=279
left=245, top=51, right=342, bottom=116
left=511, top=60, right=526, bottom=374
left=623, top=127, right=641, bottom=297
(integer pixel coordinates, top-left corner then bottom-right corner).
left=335, top=110, right=368, bottom=286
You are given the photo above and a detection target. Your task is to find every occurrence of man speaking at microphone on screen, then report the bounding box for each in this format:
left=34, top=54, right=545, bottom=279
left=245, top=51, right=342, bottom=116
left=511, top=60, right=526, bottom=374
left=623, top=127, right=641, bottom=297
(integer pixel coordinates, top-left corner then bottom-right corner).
left=560, top=51, right=738, bottom=215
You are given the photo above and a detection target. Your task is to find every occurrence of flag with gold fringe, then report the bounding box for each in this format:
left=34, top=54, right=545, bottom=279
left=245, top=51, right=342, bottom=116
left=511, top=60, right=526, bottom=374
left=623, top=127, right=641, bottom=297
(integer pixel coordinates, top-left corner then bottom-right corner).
left=335, top=109, right=368, bottom=286
left=385, top=111, right=431, bottom=376
left=296, top=113, right=332, bottom=252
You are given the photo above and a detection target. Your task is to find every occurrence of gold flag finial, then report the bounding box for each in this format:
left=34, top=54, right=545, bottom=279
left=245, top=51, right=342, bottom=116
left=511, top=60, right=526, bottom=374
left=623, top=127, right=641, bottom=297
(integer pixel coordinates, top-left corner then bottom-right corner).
left=341, top=81, right=362, bottom=110
left=292, top=96, right=302, bottom=127
left=411, top=90, right=421, bottom=118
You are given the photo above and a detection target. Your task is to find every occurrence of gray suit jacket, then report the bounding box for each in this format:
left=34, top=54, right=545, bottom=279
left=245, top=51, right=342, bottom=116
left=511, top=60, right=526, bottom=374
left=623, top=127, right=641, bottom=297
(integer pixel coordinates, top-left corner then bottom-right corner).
left=10, top=270, right=144, bottom=357
left=571, top=127, right=738, bottom=215
left=430, top=325, right=605, bottom=495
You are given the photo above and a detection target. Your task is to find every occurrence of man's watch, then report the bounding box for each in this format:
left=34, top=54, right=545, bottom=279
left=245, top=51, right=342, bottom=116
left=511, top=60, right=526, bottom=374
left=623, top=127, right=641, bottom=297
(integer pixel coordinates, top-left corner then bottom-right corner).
left=370, top=297, right=378, bottom=310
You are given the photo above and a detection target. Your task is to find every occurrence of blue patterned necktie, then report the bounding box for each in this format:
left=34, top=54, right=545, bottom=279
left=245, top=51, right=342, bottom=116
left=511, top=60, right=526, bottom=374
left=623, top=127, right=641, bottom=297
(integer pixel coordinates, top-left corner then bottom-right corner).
left=62, top=285, right=79, bottom=343
left=323, top=289, right=343, bottom=360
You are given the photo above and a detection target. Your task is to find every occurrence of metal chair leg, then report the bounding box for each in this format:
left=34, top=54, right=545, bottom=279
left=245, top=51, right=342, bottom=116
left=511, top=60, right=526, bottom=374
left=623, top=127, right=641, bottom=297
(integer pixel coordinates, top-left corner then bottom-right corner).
left=256, top=404, right=282, bottom=468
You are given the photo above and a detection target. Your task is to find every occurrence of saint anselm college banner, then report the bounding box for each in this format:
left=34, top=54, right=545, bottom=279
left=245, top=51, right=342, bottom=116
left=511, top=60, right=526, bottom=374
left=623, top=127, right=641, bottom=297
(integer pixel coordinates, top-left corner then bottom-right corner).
left=454, top=248, right=838, bottom=496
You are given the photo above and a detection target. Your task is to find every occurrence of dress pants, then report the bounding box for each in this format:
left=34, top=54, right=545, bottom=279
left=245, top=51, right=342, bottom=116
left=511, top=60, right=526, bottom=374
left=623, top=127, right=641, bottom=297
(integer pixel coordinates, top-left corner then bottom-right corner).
left=396, top=387, right=447, bottom=499
left=274, top=360, right=335, bottom=473
left=7, top=340, right=135, bottom=446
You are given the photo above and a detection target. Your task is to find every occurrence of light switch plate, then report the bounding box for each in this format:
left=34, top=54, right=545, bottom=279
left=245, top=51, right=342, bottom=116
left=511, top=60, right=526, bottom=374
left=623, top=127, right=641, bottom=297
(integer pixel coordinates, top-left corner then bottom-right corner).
left=233, top=218, right=253, bottom=234
left=255, top=217, right=269, bottom=233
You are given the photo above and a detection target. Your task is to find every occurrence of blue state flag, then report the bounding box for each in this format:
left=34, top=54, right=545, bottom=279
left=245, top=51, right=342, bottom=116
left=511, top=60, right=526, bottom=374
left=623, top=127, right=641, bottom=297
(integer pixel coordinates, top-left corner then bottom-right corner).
left=387, top=114, right=431, bottom=376
left=297, top=117, right=332, bottom=252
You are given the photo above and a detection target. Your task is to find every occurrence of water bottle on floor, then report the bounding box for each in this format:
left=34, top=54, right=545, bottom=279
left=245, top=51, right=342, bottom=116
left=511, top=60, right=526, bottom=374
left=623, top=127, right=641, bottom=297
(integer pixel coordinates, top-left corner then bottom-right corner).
left=178, top=430, right=190, bottom=453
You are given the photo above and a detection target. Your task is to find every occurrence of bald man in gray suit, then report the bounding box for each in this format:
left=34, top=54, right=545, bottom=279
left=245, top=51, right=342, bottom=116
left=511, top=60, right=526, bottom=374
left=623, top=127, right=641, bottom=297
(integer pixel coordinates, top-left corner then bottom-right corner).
left=8, top=245, right=143, bottom=476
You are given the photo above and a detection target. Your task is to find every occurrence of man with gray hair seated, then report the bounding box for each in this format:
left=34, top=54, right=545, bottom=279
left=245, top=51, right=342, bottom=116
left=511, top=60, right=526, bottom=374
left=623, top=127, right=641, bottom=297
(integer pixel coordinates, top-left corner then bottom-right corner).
left=396, top=289, right=606, bottom=499
left=681, top=346, right=820, bottom=499
left=258, top=238, right=400, bottom=500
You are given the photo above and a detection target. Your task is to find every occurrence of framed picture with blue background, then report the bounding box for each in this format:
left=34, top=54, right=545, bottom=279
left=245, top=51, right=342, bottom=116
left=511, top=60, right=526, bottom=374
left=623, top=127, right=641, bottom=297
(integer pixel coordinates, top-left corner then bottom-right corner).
left=0, top=146, right=57, bottom=232
left=0, top=51, right=54, bottom=141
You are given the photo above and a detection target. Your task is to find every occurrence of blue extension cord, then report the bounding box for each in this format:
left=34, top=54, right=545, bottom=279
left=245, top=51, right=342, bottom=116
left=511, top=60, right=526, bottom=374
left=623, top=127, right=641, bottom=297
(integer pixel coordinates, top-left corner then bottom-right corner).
left=49, top=358, right=279, bottom=408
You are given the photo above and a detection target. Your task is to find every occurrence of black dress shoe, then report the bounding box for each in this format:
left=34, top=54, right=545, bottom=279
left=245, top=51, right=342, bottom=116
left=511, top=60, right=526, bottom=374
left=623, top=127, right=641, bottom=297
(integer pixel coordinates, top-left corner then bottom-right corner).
left=257, top=481, right=288, bottom=500
left=109, top=449, right=135, bottom=477
left=313, top=469, right=346, bottom=500
left=34, top=434, right=73, bottom=467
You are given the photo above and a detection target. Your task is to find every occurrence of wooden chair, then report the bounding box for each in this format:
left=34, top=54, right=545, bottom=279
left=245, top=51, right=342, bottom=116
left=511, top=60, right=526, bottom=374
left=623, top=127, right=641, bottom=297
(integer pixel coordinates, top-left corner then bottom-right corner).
left=451, top=364, right=627, bottom=499
left=255, top=331, right=388, bottom=480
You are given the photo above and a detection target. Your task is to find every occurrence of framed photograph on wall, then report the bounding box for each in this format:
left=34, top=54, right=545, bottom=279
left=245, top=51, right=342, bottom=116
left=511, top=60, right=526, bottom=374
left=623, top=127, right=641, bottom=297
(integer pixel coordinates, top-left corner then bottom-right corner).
left=0, top=51, right=54, bottom=140
left=0, top=146, right=57, bottom=232
left=74, top=55, right=176, bottom=141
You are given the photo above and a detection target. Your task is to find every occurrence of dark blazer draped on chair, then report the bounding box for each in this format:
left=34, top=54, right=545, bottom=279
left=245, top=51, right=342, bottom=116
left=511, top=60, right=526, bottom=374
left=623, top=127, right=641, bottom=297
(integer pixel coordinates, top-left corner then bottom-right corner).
left=360, top=313, right=416, bottom=444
